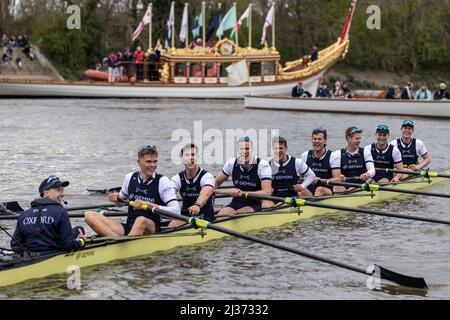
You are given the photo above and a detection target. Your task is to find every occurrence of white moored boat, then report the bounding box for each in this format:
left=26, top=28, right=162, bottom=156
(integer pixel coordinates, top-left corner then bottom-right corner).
left=244, top=95, right=450, bottom=119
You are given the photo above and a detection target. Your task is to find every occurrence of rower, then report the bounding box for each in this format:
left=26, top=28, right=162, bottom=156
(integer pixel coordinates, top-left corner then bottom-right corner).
left=215, top=136, right=272, bottom=216
left=334, top=127, right=375, bottom=192
left=264, top=137, right=316, bottom=207
left=390, top=120, right=431, bottom=171
left=10, top=176, right=86, bottom=255
left=301, top=128, right=342, bottom=196
left=85, top=145, right=180, bottom=236
left=169, top=143, right=215, bottom=227
left=370, top=125, right=403, bottom=183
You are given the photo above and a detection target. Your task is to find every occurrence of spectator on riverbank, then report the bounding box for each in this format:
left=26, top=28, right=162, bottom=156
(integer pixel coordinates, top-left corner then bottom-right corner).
left=292, top=81, right=312, bottom=98
left=16, top=57, right=23, bottom=69
left=332, top=81, right=344, bottom=98
left=434, top=83, right=450, bottom=100
left=385, top=85, right=401, bottom=99
left=341, top=81, right=353, bottom=99
left=107, top=52, right=117, bottom=83
left=400, top=81, right=415, bottom=100
left=415, top=83, right=432, bottom=100
left=316, top=81, right=331, bottom=98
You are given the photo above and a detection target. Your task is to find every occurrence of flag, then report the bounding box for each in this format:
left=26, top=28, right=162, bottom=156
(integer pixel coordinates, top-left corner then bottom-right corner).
left=339, top=0, right=357, bottom=44
left=230, top=6, right=250, bottom=41
left=179, top=4, right=189, bottom=43
left=226, top=60, right=248, bottom=86
left=165, top=1, right=175, bottom=48
left=216, top=6, right=236, bottom=39
left=206, top=10, right=222, bottom=42
left=192, top=12, right=202, bottom=40
left=260, top=5, right=274, bottom=45
left=132, top=6, right=152, bottom=42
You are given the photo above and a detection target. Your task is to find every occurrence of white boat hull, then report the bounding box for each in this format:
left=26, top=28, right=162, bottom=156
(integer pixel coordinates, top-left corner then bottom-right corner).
left=245, top=95, right=450, bottom=118
left=0, top=72, right=324, bottom=99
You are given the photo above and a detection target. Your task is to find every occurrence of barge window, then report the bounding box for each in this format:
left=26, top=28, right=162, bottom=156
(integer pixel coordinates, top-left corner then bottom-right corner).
left=250, top=62, right=261, bottom=77
left=206, top=63, right=218, bottom=77
left=190, top=63, right=203, bottom=77
left=175, top=63, right=187, bottom=77
left=220, top=63, right=231, bottom=77
left=264, top=61, right=275, bottom=76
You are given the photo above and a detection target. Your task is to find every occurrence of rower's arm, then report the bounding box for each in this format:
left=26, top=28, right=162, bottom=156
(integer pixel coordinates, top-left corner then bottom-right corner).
left=215, top=171, right=229, bottom=188
left=417, top=153, right=431, bottom=170
left=254, top=179, right=273, bottom=196
left=10, top=222, right=24, bottom=254
left=196, top=173, right=215, bottom=207
left=363, top=146, right=376, bottom=178
left=196, top=186, right=214, bottom=207
left=330, top=168, right=342, bottom=181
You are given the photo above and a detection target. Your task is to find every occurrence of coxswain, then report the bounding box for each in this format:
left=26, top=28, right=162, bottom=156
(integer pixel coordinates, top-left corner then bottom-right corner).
left=85, top=145, right=180, bottom=236
left=215, top=136, right=272, bottom=216
left=10, top=176, right=86, bottom=255
left=334, top=127, right=375, bottom=192
left=390, top=120, right=431, bottom=171
left=301, top=128, right=342, bottom=196
left=264, top=137, right=316, bottom=207
left=370, top=125, right=403, bottom=183
left=169, top=143, right=215, bottom=227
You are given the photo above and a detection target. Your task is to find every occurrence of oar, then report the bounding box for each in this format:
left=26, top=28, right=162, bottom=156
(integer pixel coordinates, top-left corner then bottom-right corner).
left=0, top=210, right=128, bottom=220
left=224, top=192, right=450, bottom=226
left=319, top=180, right=450, bottom=199
left=0, top=202, right=24, bottom=214
left=130, top=202, right=427, bottom=290
left=376, top=168, right=450, bottom=179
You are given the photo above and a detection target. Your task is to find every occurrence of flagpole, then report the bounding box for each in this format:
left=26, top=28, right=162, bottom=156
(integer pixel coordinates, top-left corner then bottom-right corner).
left=202, top=1, right=206, bottom=48
left=185, top=3, right=189, bottom=48
left=171, top=2, right=175, bottom=48
left=149, top=3, right=153, bottom=49
left=271, top=2, right=275, bottom=49
left=248, top=4, right=252, bottom=48
left=218, top=3, right=222, bottom=41
left=234, top=2, right=238, bottom=47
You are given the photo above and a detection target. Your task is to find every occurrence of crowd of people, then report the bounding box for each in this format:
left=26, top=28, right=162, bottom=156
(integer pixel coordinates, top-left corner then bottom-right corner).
left=104, top=46, right=161, bottom=83
left=1, top=34, right=34, bottom=70
left=292, top=80, right=352, bottom=99
left=385, top=81, right=450, bottom=101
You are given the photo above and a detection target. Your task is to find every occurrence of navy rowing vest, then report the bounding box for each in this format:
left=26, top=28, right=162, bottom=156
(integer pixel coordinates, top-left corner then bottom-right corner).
left=178, top=169, right=215, bottom=221
left=271, top=156, right=299, bottom=197
left=371, top=143, right=395, bottom=181
left=397, top=138, right=418, bottom=166
left=306, top=150, right=333, bottom=179
left=232, top=158, right=263, bottom=206
left=340, top=148, right=366, bottom=183
left=126, top=172, right=164, bottom=226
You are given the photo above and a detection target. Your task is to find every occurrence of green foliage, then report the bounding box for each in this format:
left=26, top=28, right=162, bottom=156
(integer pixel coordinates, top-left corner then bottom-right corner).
left=1, top=0, right=449, bottom=79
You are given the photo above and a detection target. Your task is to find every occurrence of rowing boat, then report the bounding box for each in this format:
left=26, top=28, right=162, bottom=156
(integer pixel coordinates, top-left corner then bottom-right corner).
left=1, top=171, right=449, bottom=287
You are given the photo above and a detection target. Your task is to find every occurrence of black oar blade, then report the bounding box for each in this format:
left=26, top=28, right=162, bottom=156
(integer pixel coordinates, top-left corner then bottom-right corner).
left=1, top=202, right=24, bottom=214
left=371, top=264, right=428, bottom=289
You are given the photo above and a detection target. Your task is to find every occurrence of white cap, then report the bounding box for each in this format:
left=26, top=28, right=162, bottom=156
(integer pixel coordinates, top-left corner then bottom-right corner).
left=440, top=83, right=446, bottom=90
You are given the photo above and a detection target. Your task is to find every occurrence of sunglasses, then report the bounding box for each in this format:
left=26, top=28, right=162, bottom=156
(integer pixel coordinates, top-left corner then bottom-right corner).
left=138, top=144, right=157, bottom=153
left=376, top=125, right=389, bottom=132
left=238, top=136, right=251, bottom=142
left=350, top=127, right=362, bottom=134
left=402, top=120, right=414, bottom=127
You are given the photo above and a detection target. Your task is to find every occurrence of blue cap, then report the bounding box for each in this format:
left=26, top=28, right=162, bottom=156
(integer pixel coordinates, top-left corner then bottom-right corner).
left=39, top=176, right=69, bottom=197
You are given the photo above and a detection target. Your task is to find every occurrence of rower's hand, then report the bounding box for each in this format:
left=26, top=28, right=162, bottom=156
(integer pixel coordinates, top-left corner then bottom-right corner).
left=293, top=184, right=305, bottom=192
left=312, top=177, right=321, bottom=185
left=229, top=188, right=242, bottom=198
left=188, top=205, right=201, bottom=216
left=78, top=229, right=86, bottom=240
left=408, top=164, right=419, bottom=171
left=339, top=174, right=346, bottom=182
left=132, top=199, right=152, bottom=210
left=359, top=172, right=371, bottom=181
left=391, top=176, right=401, bottom=183
left=108, top=192, right=121, bottom=203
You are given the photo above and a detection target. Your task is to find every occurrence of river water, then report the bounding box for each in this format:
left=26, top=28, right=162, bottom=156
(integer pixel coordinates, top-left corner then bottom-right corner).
left=0, top=98, right=449, bottom=300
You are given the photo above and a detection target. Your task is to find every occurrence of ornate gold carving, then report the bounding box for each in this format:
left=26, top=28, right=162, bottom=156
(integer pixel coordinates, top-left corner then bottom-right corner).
left=158, top=63, right=170, bottom=83
left=164, top=38, right=279, bottom=57
left=279, top=39, right=350, bottom=81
